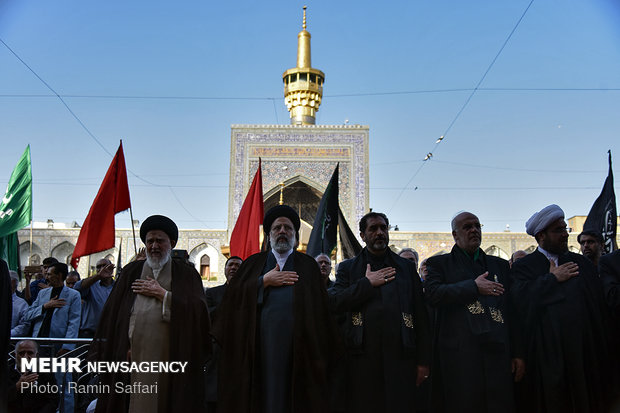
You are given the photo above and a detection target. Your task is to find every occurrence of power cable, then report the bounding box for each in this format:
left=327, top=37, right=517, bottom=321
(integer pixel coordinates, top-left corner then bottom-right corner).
left=387, top=0, right=536, bottom=213
left=0, top=37, right=206, bottom=220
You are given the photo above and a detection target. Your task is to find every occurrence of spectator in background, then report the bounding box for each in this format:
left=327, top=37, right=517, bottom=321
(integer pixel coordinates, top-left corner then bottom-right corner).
left=29, top=257, right=57, bottom=303
left=74, top=259, right=114, bottom=338
left=315, top=253, right=334, bottom=288
left=10, top=271, right=30, bottom=337
left=65, top=271, right=80, bottom=289
left=577, top=230, right=604, bottom=267
left=509, top=250, right=527, bottom=268
left=399, top=247, right=419, bottom=268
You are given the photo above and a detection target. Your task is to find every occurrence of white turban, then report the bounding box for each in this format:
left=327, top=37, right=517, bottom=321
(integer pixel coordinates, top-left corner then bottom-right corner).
left=525, top=204, right=565, bottom=236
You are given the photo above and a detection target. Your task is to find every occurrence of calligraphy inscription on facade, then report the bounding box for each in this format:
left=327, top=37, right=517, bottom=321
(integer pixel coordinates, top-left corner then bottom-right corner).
left=251, top=147, right=350, bottom=157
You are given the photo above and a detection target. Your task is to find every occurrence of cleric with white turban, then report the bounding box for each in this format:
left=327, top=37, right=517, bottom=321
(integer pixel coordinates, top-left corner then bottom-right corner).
left=525, top=204, right=565, bottom=236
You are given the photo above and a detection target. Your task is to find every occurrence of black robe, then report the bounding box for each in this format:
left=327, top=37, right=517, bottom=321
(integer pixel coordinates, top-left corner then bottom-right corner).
left=7, top=367, right=58, bottom=413
left=330, top=248, right=431, bottom=413
left=205, top=284, right=227, bottom=323
left=600, top=250, right=620, bottom=318
left=0, top=259, right=11, bottom=411
left=510, top=249, right=616, bottom=413
left=425, top=246, right=517, bottom=413
left=204, top=283, right=227, bottom=405
left=213, top=250, right=338, bottom=413
left=90, top=258, right=211, bottom=413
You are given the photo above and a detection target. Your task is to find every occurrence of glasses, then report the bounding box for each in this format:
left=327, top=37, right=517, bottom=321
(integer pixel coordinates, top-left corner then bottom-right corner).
left=548, top=227, right=572, bottom=234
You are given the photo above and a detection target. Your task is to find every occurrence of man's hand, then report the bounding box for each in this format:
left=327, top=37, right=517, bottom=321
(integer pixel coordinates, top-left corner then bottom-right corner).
left=263, top=264, right=299, bottom=287
left=365, top=264, right=396, bottom=287
left=43, top=296, right=66, bottom=310
left=132, top=277, right=167, bottom=301
left=474, top=272, right=504, bottom=296
left=549, top=260, right=578, bottom=282
left=134, top=248, right=146, bottom=262
left=16, top=372, right=38, bottom=391
left=24, top=272, right=32, bottom=282
left=98, top=263, right=115, bottom=280
left=512, top=358, right=525, bottom=382
left=416, top=365, right=430, bottom=386
left=38, top=281, right=51, bottom=290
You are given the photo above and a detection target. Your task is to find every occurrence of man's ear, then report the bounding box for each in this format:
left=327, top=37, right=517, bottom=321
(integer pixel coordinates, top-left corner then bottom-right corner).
left=360, top=232, right=366, bottom=243
left=171, top=240, right=177, bottom=248
left=451, top=230, right=457, bottom=242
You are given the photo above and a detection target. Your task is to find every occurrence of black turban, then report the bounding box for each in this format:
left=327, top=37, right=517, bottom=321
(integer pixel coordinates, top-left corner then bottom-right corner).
left=140, top=215, right=179, bottom=243
left=263, top=205, right=300, bottom=233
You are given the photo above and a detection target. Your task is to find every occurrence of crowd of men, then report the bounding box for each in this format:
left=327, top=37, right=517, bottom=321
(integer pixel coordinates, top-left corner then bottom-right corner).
left=2, top=203, right=620, bottom=413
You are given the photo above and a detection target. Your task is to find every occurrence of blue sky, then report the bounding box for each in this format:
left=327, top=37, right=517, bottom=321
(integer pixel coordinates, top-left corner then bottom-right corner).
left=1, top=0, right=618, bottom=233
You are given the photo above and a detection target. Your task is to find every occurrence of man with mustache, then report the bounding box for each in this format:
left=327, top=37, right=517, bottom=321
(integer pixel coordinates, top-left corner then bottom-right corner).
left=510, top=204, right=616, bottom=412
left=91, top=215, right=211, bottom=413
left=330, top=212, right=431, bottom=413
left=425, top=211, right=522, bottom=413
left=215, top=205, right=338, bottom=413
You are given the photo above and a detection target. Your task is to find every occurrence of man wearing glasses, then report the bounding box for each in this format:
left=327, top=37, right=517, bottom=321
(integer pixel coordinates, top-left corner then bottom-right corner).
left=74, top=258, right=115, bottom=338
left=510, top=204, right=615, bottom=412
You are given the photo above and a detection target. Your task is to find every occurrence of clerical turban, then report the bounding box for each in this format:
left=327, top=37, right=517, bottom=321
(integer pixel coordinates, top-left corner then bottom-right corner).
left=263, top=205, right=301, bottom=233
left=525, top=204, right=565, bottom=236
left=140, top=215, right=179, bottom=243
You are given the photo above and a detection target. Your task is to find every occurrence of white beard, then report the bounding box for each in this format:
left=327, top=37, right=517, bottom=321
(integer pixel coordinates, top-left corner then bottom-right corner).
left=270, top=235, right=296, bottom=254
left=146, top=248, right=171, bottom=270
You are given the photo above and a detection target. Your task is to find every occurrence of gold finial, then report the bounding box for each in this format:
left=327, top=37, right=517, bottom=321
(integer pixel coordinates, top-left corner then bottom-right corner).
left=302, top=6, right=307, bottom=30
left=282, top=6, right=325, bottom=125
left=279, top=182, right=285, bottom=205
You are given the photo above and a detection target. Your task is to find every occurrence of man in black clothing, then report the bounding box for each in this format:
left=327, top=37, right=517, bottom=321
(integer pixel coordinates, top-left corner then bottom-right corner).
left=214, top=205, right=337, bottom=413
left=205, top=256, right=242, bottom=320
left=511, top=204, right=616, bottom=412
left=1, top=258, right=11, bottom=412
left=425, top=211, right=522, bottom=413
left=600, top=249, right=620, bottom=318
left=330, top=212, right=431, bottom=413
left=205, top=255, right=242, bottom=412
left=7, top=340, right=58, bottom=413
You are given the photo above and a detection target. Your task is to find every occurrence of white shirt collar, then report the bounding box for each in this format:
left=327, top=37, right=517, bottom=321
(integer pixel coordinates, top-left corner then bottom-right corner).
left=537, top=246, right=559, bottom=266
left=272, top=248, right=294, bottom=270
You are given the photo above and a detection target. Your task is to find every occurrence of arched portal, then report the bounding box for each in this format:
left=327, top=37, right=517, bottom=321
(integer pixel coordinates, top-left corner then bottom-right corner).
left=189, top=243, right=220, bottom=281
left=263, top=176, right=323, bottom=225
left=485, top=245, right=510, bottom=260
left=51, top=241, right=75, bottom=267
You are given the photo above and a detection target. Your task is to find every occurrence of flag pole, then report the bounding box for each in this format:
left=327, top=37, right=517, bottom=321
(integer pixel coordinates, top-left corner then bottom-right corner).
left=129, top=206, right=138, bottom=255
left=29, top=220, right=33, bottom=265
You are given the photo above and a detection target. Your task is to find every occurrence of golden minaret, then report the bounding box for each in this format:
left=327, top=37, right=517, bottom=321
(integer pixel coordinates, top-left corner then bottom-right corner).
left=283, top=6, right=325, bottom=125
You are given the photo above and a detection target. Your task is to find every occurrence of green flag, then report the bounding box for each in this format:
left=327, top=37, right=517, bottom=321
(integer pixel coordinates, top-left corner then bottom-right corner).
left=0, top=232, right=21, bottom=272
left=0, top=145, right=32, bottom=238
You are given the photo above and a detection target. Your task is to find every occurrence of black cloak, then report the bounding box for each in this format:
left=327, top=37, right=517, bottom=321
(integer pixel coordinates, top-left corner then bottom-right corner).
left=90, top=258, right=211, bottom=413
left=213, top=250, right=339, bottom=413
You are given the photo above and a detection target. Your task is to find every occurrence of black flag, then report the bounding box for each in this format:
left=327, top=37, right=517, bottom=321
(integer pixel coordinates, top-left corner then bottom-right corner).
left=338, top=206, right=362, bottom=259
left=307, top=164, right=339, bottom=258
left=583, top=150, right=617, bottom=253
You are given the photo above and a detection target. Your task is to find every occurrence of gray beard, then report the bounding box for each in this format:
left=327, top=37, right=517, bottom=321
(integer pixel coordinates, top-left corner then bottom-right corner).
left=146, top=249, right=171, bottom=270
left=270, top=236, right=295, bottom=254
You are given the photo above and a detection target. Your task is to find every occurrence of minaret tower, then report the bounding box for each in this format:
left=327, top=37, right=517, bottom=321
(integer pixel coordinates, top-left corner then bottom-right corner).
left=283, top=6, right=325, bottom=125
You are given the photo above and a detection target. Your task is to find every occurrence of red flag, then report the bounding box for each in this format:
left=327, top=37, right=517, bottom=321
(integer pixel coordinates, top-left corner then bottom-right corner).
left=71, top=142, right=131, bottom=269
left=230, top=159, right=264, bottom=259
